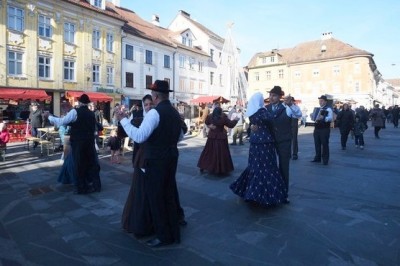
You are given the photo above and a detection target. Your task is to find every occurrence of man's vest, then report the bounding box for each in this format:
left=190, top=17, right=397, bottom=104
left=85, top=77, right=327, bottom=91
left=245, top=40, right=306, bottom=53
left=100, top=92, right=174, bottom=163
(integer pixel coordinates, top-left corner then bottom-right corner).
left=70, top=106, right=96, bottom=141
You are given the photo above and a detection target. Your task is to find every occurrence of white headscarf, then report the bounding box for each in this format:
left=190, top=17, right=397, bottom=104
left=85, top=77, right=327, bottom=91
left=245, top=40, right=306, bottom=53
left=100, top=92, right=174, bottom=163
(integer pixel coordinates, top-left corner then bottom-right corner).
left=246, top=92, right=265, bottom=117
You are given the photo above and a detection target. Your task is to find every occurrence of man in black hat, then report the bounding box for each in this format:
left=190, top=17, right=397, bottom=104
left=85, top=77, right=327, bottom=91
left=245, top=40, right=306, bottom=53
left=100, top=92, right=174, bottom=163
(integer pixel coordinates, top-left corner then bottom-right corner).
left=45, top=94, right=101, bottom=194
left=265, top=86, right=302, bottom=199
left=311, top=95, right=333, bottom=165
left=116, top=80, right=187, bottom=247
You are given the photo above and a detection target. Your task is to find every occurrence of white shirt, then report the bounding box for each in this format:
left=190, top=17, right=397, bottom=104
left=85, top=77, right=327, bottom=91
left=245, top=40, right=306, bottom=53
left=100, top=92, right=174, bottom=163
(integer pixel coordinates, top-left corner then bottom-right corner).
left=48, top=109, right=77, bottom=127
left=120, top=108, right=185, bottom=144
left=282, top=103, right=302, bottom=119
left=120, top=108, right=159, bottom=144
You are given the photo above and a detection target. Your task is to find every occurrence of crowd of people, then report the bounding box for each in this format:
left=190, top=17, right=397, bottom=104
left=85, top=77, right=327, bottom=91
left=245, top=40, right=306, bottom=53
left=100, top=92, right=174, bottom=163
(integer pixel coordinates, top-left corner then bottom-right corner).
left=3, top=81, right=397, bottom=249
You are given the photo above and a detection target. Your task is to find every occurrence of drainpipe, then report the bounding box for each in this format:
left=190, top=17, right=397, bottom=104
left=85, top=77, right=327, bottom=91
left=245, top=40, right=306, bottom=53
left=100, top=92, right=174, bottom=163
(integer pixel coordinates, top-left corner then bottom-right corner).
left=172, top=49, right=177, bottom=102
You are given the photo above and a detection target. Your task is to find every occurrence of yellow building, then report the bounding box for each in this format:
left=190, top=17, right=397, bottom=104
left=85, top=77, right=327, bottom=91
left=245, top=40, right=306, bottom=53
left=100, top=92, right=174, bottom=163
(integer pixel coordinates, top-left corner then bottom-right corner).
left=0, top=0, right=125, bottom=119
left=247, top=32, right=380, bottom=110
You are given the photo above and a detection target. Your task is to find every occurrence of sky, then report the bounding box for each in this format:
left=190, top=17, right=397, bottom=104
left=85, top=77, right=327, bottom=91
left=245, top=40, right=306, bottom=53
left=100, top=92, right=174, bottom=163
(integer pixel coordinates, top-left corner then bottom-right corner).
left=120, top=0, right=400, bottom=80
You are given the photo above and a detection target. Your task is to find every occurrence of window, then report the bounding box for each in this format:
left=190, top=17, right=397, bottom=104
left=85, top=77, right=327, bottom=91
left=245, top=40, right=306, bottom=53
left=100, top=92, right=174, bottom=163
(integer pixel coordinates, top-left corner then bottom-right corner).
left=92, top=30, right=100, bottom=49
left=8, top=51, right=23, bottom=75
left=270, top=56, right=275, bottom=63
left=92, top=64, right=100, bottom=83
left=210, top=72, right=214, bottom=85
left=179, top=55, right=185, bottom=68
left=106, top=33, right=113, bottom=52
left=354, top=63, right=361, bottom=74
left=210, top=49, right=214, bottom=62
left=94, top=0, right=102, bottom=8
left=333, top=65, right=340, bottom=76
left=38, top=15, right=52, bottom=38
left=190, top=80, right=195, bottom=91
left=64, top=60, right=75, bottom=81
left=262, top=57, right=267, bottom=64
left=198, top=61, right=203, bottom=72
left=146, top=75, right=152, bottom=88
left=189, top=57, right=195, bottom=70
left=126, top=72, right=133, bottom=88
left=64, top=22, right=75, bottom=43
left=8, top=6, right=24, bottom=32
left=355, top=81, right=360, bottom=92
left=279, top=69, right=284, bottom=79
left=294, top=71, right=301, bottom=78
left=164, top=55, right=170, bottom=68
left=255, top=72, right=259, bottom=81
left=145, top=50, right=152, bottom=64
left=182, top=37, right=187, bottom=45
left=164, top=78, right=170, bottom=86
left=312, top=69, right=320, bottom=77
left=266, top=71, right=271, bottom=80
left=125, top=44, right=134, bottom=60
left=38, top=56, right=51, bottom=78
left=188, top=39, right=192, bottom=47
left=179, top=78, right=185, bottom=91
left=106, top=67, right=113, bottom=85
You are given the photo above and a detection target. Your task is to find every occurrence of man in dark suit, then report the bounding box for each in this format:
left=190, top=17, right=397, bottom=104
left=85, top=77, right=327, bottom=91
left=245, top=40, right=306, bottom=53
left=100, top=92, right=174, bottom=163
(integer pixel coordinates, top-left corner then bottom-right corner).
left=117, top=80, right=187, bottom=247
left=311, top=95, right=333, bottom=165
left=265, top=86, right=302, bottom=200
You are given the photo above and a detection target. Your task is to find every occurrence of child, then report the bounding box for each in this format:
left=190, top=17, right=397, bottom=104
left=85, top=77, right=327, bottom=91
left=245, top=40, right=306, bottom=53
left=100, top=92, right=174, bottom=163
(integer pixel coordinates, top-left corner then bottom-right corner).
left=107, top=129, right=121, bottom=163
left=0, top=122, right=10, bottom=161
left=353, top=115, right=367, bottom=149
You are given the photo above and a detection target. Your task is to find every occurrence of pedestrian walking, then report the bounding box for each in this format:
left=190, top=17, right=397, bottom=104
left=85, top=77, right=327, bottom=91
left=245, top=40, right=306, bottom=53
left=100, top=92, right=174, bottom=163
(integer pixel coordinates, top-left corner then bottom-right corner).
left=353, top=115, right=367, bottom=149
left=369, top=104, right=386, bottom=139
left=336, top=103, right=355, bottom=150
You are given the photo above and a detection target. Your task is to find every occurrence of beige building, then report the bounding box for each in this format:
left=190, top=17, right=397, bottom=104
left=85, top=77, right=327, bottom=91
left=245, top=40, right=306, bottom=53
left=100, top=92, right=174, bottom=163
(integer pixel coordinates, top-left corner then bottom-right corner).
left=247, top=32, right=381, bottom=110
left=0, top=0, right=125, bottom=118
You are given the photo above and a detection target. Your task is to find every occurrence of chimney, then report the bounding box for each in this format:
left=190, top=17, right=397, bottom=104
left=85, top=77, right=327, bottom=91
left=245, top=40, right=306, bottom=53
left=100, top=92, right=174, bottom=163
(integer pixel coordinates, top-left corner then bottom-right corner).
left=106, top=0, right=120, bottom=7
left=151, top=14, right=160, bottom=26
left=321, top=32, right=333, bottom=40
left=179, top=10, right=190, bottom=17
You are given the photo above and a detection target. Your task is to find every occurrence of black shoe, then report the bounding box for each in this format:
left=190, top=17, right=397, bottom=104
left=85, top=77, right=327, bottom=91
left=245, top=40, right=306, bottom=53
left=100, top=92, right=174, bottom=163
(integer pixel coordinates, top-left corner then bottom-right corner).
left=146, top=238, right=174, bottom=248
left=73, top=189, right=87, bottom=195
left=310, top=159, right=321, bottom=163
left=239, top=142, right=244, bottom=145
left=179, top=218, right=188, bottom=226
left=323, top=161, right=328, bottom=165
left=341, top=147, right=346, bottom=150
left=283, top=198, right=290, bottom=204
left=292, top=155, right=298, bottom=160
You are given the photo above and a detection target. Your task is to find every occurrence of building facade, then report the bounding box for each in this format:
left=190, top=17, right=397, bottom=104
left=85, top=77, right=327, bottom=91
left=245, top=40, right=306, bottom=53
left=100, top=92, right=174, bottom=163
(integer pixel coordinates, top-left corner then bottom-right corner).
left=168, top=10, right=225, bottom=100
left=0, top=0, right=125, bottom=116
left=247, top=32, right=381, bottom=110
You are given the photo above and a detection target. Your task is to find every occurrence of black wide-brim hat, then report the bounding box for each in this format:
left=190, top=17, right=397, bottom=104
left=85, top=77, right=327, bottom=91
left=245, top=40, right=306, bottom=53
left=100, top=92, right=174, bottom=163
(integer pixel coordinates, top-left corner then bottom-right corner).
left=79, top=94, right=91, bottom=104
left=318, top=95, right=328, bottom=101
left=268, top=85, right=284, bottom=96
left=147, top=80, right=173, bottom=92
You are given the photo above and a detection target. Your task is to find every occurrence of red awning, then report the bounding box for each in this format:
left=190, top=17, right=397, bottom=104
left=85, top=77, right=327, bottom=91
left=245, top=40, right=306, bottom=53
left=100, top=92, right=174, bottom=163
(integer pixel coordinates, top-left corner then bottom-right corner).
left=0, top=88, right=51, bottom=101
left=190, top=96, right=230, bottom=104
left=66, top=91, right=113, bottom=102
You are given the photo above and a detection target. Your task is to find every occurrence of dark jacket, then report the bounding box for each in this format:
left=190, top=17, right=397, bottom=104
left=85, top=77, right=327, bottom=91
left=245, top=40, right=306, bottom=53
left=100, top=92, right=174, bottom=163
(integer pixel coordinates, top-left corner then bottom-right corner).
left=336, top=109, right=354, bottom=133
left=29, top=109, right=43, bottom=128
left=266, top=103, right=292, bottom=143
